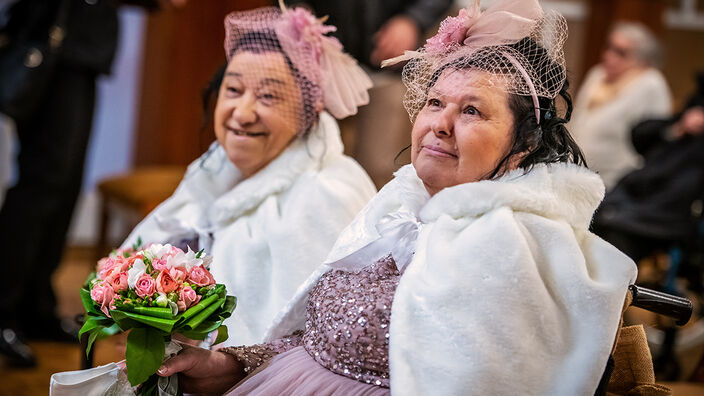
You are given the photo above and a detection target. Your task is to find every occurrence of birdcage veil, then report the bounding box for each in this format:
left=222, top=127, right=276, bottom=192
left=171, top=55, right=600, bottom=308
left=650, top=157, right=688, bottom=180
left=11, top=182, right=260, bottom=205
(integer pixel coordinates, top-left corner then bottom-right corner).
left=223, top=3, right=372, bottom=134
left=383, top=0, right=568, bottom=125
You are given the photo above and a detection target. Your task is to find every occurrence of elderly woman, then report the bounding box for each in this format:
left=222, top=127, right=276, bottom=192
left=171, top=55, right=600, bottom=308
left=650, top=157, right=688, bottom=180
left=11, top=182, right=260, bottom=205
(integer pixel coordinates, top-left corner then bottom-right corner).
left=123, top=5, right=376, bottom=346
left=570, top=21, right=672, bottom=189
left=157, top=1, right=636, bottom=394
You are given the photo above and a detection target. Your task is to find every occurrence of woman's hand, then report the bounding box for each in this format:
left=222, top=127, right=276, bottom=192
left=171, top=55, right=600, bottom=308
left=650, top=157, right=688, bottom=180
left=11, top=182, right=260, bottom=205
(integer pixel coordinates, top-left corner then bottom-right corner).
left=157, top=344, right=246, bottom=395
left=371, top=16, right=420, bottom=66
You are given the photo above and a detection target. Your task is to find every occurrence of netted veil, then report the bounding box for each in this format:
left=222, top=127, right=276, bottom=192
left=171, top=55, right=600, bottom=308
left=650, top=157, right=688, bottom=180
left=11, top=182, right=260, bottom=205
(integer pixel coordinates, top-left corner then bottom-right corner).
left=383, top=0, right=568, bottom=125
left=223, top=2, right=372, bottom=134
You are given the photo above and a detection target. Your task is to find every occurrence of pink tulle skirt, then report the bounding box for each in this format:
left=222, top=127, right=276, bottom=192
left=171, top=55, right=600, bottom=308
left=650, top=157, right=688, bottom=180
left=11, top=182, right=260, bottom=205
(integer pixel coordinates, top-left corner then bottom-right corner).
left=225, top=346, right=389, bottom=395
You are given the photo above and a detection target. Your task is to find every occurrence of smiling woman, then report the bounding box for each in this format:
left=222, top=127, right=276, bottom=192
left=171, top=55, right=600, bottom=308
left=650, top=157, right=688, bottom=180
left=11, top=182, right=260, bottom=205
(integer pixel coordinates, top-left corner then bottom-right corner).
left=122, top=4, right=376, bottom=348
left=215, top=50, right=302, bottom=178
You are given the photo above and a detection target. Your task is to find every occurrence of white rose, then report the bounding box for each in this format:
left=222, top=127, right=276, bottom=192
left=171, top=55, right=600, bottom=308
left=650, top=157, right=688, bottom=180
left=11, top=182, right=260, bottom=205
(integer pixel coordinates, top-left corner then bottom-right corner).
left=127, top=259, right=146, bottom=289
left=146, top=243, right=171, bottom=259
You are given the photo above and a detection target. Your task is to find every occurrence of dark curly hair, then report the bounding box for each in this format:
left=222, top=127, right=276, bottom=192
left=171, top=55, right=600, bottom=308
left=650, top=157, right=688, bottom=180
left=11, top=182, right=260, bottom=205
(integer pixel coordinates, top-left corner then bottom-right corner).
left=425, top=37, right=586, bottom=180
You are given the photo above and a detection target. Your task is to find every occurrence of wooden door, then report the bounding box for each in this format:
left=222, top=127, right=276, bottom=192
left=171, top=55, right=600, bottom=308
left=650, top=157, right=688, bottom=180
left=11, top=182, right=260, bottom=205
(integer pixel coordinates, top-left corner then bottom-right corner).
left=133, top=0, right=268, bottom=166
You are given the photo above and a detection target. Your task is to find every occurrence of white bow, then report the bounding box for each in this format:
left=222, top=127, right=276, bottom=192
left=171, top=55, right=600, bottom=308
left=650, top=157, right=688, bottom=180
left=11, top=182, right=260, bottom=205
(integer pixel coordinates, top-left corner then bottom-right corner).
left=328, top=210, right=422, bottom=273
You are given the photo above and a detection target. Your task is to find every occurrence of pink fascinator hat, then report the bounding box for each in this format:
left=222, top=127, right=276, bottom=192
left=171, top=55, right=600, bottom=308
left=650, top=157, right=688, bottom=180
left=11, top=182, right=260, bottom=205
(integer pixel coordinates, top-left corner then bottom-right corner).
left=224, top=1, right=372, bottom=131
left=383, top=0, right=568, bottom=125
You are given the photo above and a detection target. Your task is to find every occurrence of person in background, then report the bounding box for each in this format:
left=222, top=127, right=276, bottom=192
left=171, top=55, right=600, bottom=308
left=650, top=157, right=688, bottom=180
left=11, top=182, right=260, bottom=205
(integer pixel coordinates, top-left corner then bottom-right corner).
left=593, top=72, right=704, bottom=266
left=156, top=1, right=636, bottom=394
left=0, top=0, right=186, bottom=368
left=123, top=4, right=376, bottom=348
left=570, top=21, right=672, bottom=190
left=290, top=0, right=454, bottom=188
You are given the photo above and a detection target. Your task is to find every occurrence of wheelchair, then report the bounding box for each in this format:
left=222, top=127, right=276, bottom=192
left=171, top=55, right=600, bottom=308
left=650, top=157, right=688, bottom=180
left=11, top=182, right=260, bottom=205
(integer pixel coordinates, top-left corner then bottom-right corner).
left=595, top=285, right=694, bottom=395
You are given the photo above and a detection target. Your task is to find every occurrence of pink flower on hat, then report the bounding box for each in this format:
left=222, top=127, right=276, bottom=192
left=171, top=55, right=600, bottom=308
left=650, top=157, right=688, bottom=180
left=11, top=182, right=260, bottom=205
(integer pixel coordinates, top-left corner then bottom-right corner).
left=278, top=7, right=338, bottom=61
left=425, top=8, right=474, bottom=52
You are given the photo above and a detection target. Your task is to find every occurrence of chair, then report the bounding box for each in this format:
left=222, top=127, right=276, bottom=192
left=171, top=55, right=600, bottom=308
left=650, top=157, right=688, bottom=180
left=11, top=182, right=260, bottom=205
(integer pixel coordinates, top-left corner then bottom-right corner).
left=95, top=165, right=186, bottom=261
left=595, top=285, right=694, bottom=396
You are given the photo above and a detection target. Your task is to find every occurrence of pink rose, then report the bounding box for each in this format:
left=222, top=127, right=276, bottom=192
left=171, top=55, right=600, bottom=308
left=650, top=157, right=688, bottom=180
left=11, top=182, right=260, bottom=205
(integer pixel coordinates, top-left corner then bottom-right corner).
left=106, top=271, right=128, bottom=292
left=152, top=258, right=168, bottom=272
left=156, top=270, right=179, bottom=294
left=90, top=282, right=113, bottom=305
left=169, top=267, right=187, bottom=283
left=188, top=266, right=215, bottom=286
left=108, top=295, right=118, bottom=313
left=97, top=258, right=118, bottom=279
left=90, top=282, right=115, bottom=317
left=179, top=286, right=201, bottom=310
left=134, top=274, right=156, bottom=298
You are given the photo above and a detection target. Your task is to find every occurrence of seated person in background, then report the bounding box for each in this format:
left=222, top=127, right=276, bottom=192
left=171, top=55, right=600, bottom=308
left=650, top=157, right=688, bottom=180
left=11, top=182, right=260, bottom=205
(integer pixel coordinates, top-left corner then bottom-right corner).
left=123, top=4, right=377, bottom=346
left=593, top=72, right=704, bottom=266
left=156, top=1, right=636, bottom=394
left=570, top=21, right=672, bottom=190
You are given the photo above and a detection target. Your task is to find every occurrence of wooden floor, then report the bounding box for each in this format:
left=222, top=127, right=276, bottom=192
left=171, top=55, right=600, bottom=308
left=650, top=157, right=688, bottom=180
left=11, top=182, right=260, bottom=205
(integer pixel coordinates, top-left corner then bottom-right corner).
left=2, top=246, right=704, bottom=395
left=0, top=247, right=124, bottom=396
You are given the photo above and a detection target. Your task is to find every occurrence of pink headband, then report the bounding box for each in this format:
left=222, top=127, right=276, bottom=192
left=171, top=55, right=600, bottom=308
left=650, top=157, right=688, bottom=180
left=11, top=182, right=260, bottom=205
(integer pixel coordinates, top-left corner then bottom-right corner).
left=383, top=0, right=567, bottom=125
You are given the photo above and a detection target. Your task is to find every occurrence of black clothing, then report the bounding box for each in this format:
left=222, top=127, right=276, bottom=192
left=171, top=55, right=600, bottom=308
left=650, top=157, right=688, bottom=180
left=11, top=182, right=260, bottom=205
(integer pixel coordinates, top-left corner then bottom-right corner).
left=593, top=73, right=704, bottom=262
left=2, top=0, right=119, bottom=75
left=295, top=0, right=453, bottom=68
left=0, top=65, right=95, bottom=327
left=0, top=0, right=150, bottom=340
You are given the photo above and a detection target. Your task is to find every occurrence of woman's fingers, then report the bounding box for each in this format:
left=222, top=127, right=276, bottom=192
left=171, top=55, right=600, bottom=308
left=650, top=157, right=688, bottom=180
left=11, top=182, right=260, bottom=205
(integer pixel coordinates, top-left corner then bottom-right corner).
left=157, top=346, right=201, bottom=377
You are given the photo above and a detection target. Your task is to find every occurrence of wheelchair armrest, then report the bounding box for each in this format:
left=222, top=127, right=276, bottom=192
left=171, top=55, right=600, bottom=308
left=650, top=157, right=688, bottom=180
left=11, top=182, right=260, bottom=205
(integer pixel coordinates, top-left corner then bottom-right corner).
left=628, top=284, right=693, bottom=326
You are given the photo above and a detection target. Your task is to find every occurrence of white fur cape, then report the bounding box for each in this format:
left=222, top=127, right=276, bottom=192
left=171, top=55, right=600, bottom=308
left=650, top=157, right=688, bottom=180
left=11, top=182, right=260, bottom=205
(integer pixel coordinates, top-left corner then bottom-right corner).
left=123, top=112, right=376, bottom=346
left=264, top=163, right=637, bottom=395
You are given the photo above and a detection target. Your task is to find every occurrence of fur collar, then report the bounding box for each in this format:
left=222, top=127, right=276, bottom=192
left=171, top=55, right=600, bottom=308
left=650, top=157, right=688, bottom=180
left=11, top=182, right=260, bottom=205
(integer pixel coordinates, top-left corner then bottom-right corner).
left=421, top=162, right=605, bottom=230
left=179, top=111, right=344, bottom=227
left=325, top=162, right=603, bottom=266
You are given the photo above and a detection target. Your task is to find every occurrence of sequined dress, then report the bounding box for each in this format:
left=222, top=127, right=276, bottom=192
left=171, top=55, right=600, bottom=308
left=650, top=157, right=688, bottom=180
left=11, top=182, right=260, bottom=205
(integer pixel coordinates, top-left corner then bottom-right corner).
left=222, top=255, right=399, bottom=395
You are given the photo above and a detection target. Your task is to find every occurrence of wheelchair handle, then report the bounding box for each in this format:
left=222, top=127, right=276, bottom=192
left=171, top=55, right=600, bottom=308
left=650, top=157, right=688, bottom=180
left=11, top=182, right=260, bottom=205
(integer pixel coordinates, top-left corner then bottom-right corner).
left=629, top=285, right=693, bottom=326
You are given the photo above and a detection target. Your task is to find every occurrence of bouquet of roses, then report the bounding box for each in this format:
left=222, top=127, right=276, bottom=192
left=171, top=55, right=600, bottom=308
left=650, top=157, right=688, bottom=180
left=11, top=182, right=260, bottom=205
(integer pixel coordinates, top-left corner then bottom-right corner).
left=79, top=238, right=236, bottom=395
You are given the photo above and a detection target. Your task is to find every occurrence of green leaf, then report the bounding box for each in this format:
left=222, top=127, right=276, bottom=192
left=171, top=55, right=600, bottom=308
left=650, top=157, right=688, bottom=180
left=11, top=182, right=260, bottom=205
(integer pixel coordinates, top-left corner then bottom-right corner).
left=195, top=248, right=204, bottom=258
left=116, top=305, right=175, bottom=319
left=174, top=293, right=221, bottom=325
left=111, top=310, right=177, bottom=333
left=78, top=315, right=103, bottom=341
left=178, top=297, right=225, bottom=331
left=80, top=288, right=102, bottom=316
left=86, top=331, right=100, bottom=356
left=221, top=296, right=237, bottom=318
left=132, top=236, right=143, bottom=252
left=126, top=328, right=165, bottom=386
left=213, top=325, right=229, bottom=346
left=83, top=272, right=97, bottom=289
left=100, top=322, right=121, bottom=337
